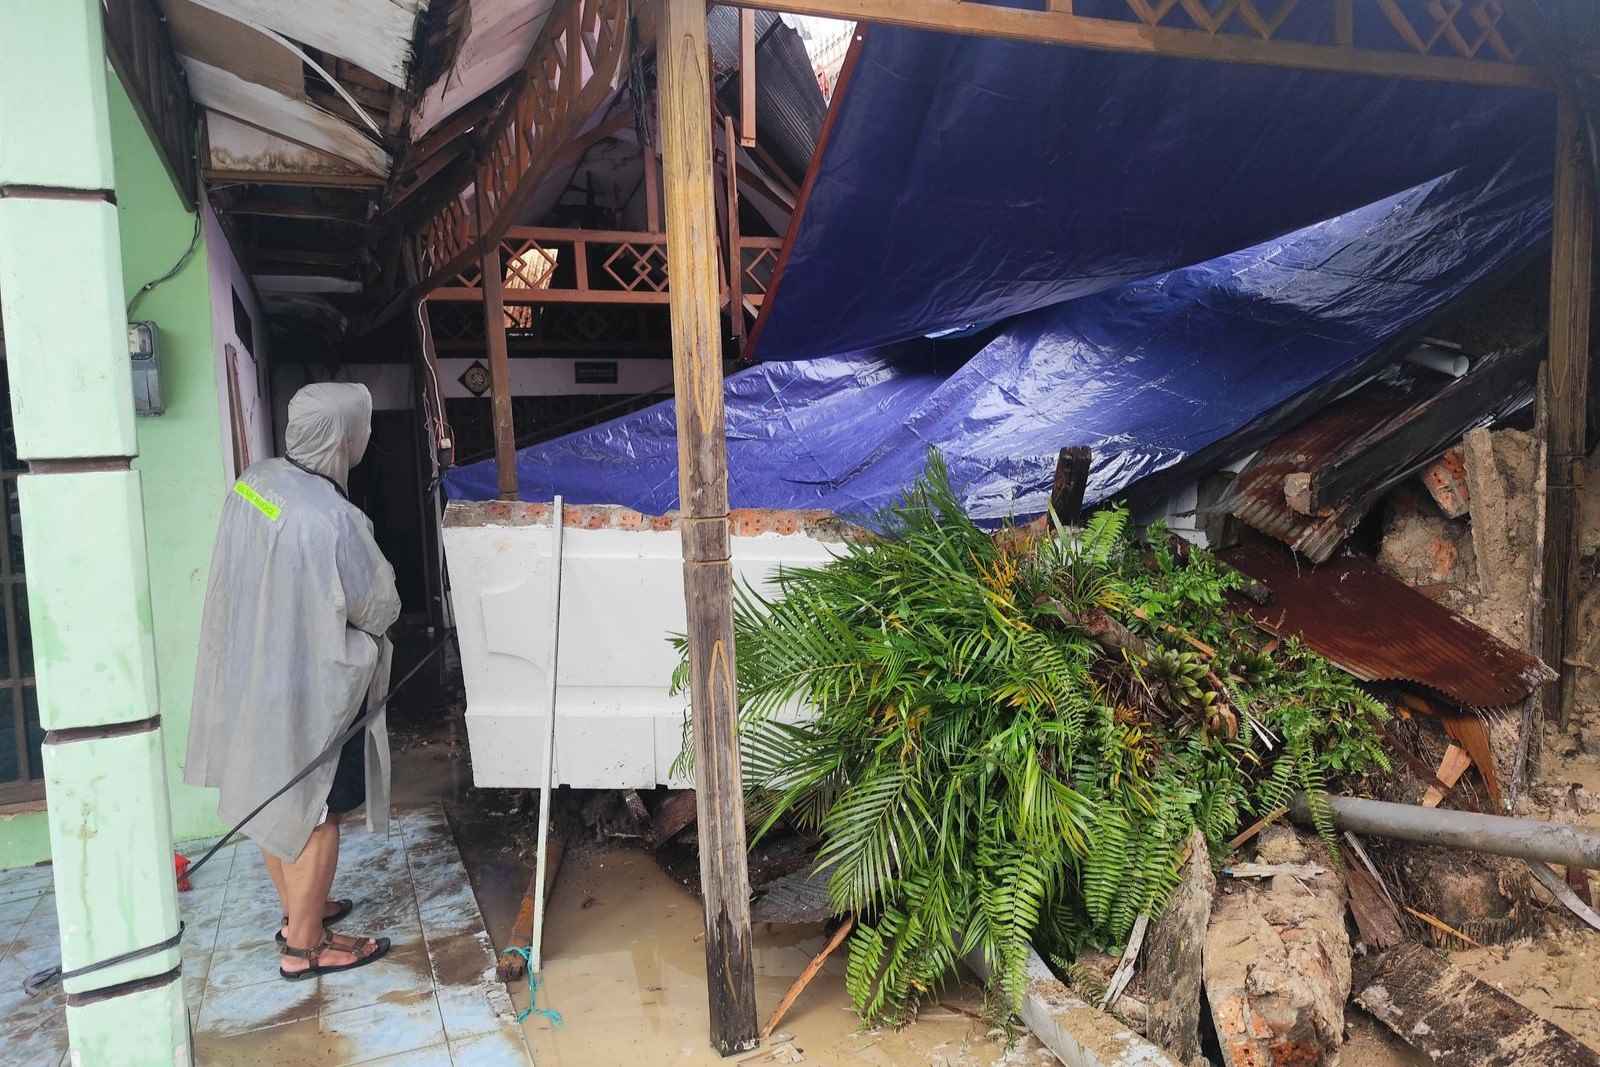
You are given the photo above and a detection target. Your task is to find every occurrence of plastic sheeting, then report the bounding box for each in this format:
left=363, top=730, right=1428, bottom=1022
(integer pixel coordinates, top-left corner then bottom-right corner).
left=749, top=17, right=1549, bottom=363
left=444, top=142, right=1553, bottom=524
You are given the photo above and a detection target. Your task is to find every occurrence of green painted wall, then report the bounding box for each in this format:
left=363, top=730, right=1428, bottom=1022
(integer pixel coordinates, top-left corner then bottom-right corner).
left=0, top=73, right=229, bottom=867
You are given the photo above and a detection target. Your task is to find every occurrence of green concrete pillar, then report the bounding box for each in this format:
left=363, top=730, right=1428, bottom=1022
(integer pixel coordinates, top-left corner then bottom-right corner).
left=0, top=2, right=191, bottom=1063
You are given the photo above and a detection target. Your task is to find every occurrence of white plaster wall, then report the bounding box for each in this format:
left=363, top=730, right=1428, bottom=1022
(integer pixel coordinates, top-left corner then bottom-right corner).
left=442, top=513, right=842, bottom=789
left=437, top=357, right=674, bottom=400
left=203, top=201, right=272, bottom=478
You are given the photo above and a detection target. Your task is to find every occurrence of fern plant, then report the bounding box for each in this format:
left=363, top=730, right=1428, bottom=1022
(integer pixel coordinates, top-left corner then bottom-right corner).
left=673, top=452, right=1389, bottom=1027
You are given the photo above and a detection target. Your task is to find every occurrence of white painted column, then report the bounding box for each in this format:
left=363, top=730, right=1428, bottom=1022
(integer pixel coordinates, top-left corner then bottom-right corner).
left=0, top=2, right=190, bottom=1062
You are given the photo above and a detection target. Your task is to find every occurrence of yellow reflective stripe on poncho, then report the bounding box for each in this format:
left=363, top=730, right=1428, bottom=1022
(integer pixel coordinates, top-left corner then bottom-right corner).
left=234, top=481, right=282, bottom=521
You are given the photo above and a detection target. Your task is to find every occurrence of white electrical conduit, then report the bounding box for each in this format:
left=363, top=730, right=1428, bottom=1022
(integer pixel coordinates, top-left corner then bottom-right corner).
left=250, top=23, right=384, bottom=137
left=531, top=496, right=565, bottom=972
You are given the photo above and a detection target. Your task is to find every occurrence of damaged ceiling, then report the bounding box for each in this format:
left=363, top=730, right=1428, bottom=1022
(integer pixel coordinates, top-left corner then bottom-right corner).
left=154, top=0, right=473, bottom=339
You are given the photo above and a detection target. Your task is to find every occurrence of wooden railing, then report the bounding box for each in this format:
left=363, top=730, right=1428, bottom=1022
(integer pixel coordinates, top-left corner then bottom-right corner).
left=426, top=227, right=785, bottom=312
left=409, top=0, right=633, bottom=291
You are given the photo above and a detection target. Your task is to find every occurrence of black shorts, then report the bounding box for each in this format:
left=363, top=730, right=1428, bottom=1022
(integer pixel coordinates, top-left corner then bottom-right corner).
left=325, top=713, right=367, bottom=816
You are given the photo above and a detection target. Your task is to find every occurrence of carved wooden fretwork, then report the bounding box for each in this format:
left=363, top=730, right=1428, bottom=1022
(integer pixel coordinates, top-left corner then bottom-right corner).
left=410, top=0, right=631, bottom=290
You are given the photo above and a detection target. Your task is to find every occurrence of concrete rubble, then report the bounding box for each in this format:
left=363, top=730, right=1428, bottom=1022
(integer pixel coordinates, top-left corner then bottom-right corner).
left=1202, top=827, right=1351, bottom=1067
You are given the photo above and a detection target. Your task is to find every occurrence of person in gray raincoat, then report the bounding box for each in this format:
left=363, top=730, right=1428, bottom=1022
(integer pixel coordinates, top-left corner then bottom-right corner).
left=186, top=382, right=400, bottom=980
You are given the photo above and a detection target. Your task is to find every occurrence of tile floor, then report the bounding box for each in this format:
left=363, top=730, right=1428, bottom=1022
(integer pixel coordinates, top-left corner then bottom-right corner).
left=0, top=804, right=533, bottom=1066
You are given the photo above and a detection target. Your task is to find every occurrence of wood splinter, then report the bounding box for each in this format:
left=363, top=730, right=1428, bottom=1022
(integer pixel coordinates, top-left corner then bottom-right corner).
left=761, top=915, right=855, bottom=1039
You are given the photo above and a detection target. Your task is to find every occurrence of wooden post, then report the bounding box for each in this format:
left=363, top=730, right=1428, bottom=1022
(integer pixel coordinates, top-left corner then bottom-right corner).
left=659, top=0, right=759, bottom=1055
left=645, top=150, right=662, bottom=232
left=1542, top=91, right=1594, bottom=730
left=476, top=174, right=519, bottom=500
left=1050, top=445, right=1091, bottom=524
left=740, top=7, right=757, bottom=147
left=724, top=114, right=746, bottom=344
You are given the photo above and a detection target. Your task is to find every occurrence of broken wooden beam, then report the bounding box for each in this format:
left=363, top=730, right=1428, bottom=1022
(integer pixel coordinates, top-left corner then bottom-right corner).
left=965, top=946, right=1182, bottom=1067
left=496, top=822, right=567, bottom=982
left=652, top=789, right=699, bottom=846
left=1050, top=445, right=1091, bottom=524
left=1421, top=744, right=1473, bottom=808
left=761, top=915, right=853, bottom=1039
left=1142, top=831, right=1213, bottom=1063
left=1356, top=942, right=1600, bottom=1066
left=1543, top=91, right=1594, bottom=732
left=1308, top=339, right=1542, bottom=512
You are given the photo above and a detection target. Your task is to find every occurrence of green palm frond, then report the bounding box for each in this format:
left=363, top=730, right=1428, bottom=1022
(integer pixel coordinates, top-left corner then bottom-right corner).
left=671, top=452, right=1391, bottom=1027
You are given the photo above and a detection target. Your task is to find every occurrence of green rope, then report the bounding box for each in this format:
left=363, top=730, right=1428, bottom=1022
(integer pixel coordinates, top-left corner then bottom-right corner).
left=505, top=948, right=563, bottom=1026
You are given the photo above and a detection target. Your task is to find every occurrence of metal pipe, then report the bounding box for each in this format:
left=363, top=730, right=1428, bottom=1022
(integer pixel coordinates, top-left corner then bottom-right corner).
left=1404, top=345, right=1470, bottom=378
left=1291, top=794, right=1600, bottom=868
left=531, top=495, right=565, bottom=972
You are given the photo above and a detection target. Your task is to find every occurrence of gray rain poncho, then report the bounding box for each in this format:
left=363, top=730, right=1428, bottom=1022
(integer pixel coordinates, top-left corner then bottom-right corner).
left=185, top=383, right=401, bottom=861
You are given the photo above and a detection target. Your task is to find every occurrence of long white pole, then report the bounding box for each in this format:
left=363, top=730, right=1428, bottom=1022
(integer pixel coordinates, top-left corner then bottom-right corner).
left=531, top=495, right=564, bottom=972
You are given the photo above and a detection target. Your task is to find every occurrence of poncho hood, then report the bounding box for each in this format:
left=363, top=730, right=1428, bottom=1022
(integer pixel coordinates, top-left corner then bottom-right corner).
left=285, top=383, right=372, bottom=491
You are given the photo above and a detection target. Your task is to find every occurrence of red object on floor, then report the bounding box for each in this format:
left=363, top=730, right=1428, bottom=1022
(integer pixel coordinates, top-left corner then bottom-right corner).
left=174, top=852, right=192, bottom=892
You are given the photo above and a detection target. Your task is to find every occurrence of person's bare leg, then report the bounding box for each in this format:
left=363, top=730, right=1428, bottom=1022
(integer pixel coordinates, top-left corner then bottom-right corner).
left=266, top=840, right=344, bottom=941
left=280, top=816, right=374, bottom=972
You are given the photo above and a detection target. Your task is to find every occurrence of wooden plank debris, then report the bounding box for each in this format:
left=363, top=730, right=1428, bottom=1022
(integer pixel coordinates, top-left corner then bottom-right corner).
left=761, top=915, right=854, bottom=1039
left=1142, top=831, right=1214, bottom=1063
left=1050, top=446, right=1091, bottom=524
left=1344, top=862, right=1405, bottom=949
left=497, top=822, right=567, bottom=981
left=1422, top=745, right=1473, bottom=808
left=966, top=946, right=1183, bottom=1067
left=1356, top=943, right=1600, bottom=1066
left=1308, top=341, right=1543, bottom=513
left=1513, top=363, right=1551, bottom=806
left=1403, top=905, right=1482, bottom=948
left=1222, top=862, right=1328, bottom=879
left=1441, top=713, right=1504, bottom=809
left=652, top=789, right=699, bottom=846
left=1543, top=92, right=1595, bottom=732
left=1526, top=860, right=1600, bottom=934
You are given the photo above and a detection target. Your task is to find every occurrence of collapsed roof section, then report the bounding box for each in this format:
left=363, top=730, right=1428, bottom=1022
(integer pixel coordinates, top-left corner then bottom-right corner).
left=443, top=138, right=1554, bottom=522
left=746, top=20, right=1550, bottom=363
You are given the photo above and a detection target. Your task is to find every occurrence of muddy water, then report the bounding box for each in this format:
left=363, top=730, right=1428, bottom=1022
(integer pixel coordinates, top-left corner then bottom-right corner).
left=511, top=844, right=1053, bottom=1067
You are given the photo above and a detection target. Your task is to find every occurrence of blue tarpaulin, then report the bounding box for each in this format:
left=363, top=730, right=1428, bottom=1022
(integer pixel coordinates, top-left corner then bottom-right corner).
left=748, top=20, right=1548, bottom=363
left=444, top=141, right=1553, bottom=524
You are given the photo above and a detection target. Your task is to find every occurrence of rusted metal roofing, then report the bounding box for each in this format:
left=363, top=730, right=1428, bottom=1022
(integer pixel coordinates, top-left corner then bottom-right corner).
left=1221, top=534, right=1554, bottom=711
left=1221, top=381, right=1424, bottom=563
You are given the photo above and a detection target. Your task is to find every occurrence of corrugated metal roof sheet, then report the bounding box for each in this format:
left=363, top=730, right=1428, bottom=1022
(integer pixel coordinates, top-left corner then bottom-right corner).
left=709, top=8, right=828, bottom=182
left=1221, top=380, right=1429, bottom=563
left=1221, top=534, right=1554, bottom=711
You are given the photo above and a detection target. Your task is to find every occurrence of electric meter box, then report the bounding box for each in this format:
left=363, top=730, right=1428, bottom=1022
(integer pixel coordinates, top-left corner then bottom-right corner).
left=128, top=321, right=163, bottom=416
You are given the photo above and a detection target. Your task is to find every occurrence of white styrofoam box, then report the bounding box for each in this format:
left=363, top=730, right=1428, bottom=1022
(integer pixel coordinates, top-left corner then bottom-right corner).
left=443, top=507, right=842, bottom=789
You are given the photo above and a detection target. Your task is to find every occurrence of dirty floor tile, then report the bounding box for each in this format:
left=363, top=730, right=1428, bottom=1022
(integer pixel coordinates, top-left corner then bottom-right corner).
left=0, top=804, right=527, bottom=1065
left=198, top=971, right=323, bottom=1038
left=319, top=989, right=447, bottom=1063
left=448, top=1026, right=535, bottom=1067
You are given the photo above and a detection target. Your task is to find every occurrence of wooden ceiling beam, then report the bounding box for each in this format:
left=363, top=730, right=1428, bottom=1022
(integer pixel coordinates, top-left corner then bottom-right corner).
left=731, top=0, right=1551, bottom=88
left=204, top=168, right=386, bottom=188
left=217, top=198, right=369, bottom=223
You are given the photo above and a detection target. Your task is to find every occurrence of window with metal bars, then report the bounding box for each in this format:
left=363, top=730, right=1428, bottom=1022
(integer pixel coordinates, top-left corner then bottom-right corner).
left=0, top=353, right=41, bottom=805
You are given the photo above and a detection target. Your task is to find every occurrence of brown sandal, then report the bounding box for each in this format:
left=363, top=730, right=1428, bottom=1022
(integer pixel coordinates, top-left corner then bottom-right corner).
left=279, top=931, right=390, bottom=981
left=274, top=899, right=355, bottom=945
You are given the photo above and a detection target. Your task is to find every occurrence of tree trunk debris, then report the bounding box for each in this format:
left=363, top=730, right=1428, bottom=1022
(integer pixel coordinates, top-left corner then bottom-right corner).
left=1356, top=943, right=1600, bottom=1066
left=1141, top=831, right=1213, bottom=1064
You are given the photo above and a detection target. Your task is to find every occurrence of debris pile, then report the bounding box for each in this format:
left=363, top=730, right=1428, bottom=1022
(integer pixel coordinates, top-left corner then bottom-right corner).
left=685, top=456, right=1394, bottom=1028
